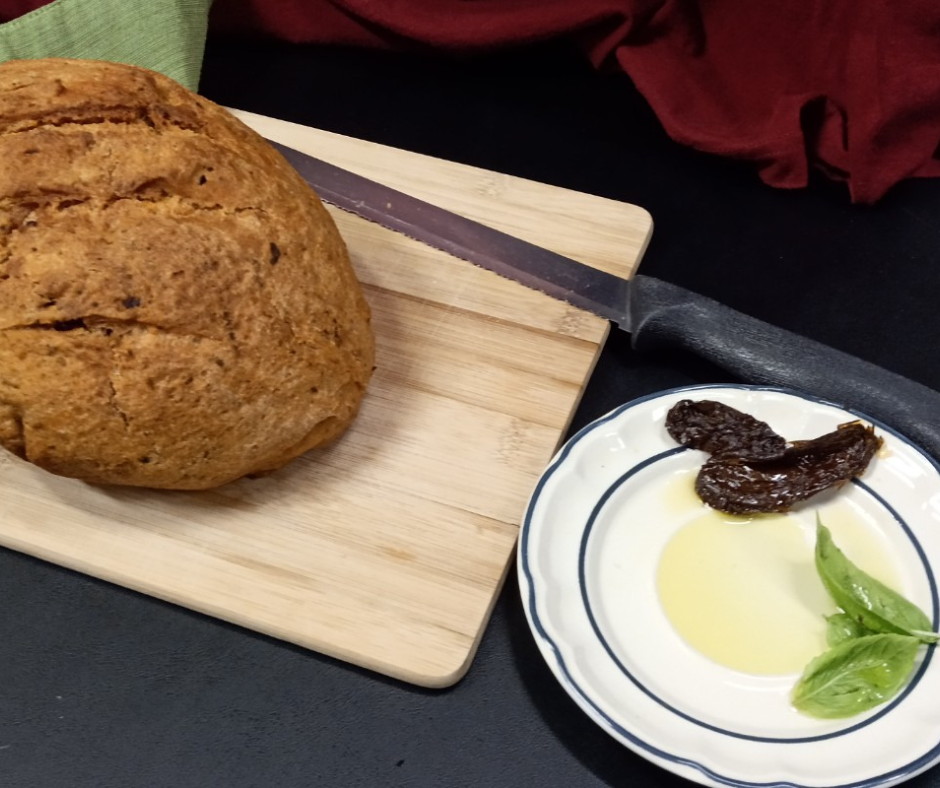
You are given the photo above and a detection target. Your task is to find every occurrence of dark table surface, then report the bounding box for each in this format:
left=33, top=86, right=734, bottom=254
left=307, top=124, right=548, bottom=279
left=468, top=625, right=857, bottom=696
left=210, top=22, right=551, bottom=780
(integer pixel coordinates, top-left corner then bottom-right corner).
left=5, top=38, right=940, bottom=788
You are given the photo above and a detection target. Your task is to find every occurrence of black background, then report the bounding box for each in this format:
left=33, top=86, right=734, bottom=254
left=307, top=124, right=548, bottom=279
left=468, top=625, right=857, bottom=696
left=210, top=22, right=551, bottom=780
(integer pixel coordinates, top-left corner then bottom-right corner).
left=4, top=38, right=940, bottom=787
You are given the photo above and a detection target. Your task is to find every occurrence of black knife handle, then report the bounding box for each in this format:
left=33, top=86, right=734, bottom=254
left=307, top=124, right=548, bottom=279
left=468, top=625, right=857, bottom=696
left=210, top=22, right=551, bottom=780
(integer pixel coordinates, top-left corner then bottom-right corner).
left=628, top=274, right=940, bottom=460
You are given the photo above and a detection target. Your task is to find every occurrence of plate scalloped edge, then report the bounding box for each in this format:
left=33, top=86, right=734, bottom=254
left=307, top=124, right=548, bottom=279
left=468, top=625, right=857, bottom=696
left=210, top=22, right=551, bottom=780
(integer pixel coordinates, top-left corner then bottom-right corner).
left=519, top=383, right=940, bottom=788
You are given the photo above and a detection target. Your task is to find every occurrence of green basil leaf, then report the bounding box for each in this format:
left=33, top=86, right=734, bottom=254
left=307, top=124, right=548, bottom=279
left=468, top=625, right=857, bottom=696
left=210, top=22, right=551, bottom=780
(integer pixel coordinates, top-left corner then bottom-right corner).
left=792, top=634, right=920, bottom=718
left=825, top=612, right=873, bottom=647
left=815, top=520, right=937, bottom=644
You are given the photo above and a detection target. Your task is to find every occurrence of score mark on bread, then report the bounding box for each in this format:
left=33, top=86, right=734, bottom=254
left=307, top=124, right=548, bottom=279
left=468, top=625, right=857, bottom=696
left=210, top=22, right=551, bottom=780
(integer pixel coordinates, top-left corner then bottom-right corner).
left=0, top=58, right=375, bottom=490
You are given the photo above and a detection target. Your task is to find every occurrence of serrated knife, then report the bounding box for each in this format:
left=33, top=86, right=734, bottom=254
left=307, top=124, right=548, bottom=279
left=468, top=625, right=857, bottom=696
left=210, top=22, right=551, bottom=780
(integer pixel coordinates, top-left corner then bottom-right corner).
left=270, top=140, right=940, bottom=461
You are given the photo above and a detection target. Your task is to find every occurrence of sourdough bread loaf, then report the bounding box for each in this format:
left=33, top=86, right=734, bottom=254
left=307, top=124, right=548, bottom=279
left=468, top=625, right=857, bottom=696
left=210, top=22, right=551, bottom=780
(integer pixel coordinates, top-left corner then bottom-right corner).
left=0, top=58, right=375, bottom=489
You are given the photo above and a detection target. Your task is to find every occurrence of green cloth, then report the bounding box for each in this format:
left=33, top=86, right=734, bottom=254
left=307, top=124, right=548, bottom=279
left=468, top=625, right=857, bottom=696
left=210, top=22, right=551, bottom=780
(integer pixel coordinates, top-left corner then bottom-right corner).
left=0, top=0, right=213, bottom=91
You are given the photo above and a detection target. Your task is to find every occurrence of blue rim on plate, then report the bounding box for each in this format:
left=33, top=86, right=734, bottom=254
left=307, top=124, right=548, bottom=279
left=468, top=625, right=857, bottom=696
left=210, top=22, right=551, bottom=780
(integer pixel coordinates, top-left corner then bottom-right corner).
left=519, top=383, right=940, bottom=788
left=579, top=459, right=938, bottom=744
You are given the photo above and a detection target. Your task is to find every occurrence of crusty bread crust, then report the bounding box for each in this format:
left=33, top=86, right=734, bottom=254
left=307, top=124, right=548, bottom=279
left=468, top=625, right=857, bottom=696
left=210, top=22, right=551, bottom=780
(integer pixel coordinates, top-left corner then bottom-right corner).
left=0, top=58, right=375, bottom=489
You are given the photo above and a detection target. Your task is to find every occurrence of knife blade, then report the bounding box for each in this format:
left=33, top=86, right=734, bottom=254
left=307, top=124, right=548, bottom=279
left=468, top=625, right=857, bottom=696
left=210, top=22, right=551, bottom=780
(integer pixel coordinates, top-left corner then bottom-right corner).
left=270, top=139, right=940, bottom=460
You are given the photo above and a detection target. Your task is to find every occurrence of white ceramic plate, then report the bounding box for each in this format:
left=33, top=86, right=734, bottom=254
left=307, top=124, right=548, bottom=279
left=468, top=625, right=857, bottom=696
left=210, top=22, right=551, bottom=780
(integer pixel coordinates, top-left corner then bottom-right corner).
left=519, top=384, right=940, bottom=788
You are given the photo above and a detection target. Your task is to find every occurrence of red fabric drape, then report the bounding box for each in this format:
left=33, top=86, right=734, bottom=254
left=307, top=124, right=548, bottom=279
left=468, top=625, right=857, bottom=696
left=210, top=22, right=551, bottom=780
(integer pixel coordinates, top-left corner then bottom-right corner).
left=5, top=0, right=940, bottom=203
left=0, top=0, right=47, bottom=17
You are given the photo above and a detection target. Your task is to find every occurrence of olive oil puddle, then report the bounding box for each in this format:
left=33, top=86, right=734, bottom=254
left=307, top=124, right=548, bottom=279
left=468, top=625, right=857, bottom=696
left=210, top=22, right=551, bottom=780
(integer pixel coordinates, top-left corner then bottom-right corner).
left=656, top=476, right=899, bottom=676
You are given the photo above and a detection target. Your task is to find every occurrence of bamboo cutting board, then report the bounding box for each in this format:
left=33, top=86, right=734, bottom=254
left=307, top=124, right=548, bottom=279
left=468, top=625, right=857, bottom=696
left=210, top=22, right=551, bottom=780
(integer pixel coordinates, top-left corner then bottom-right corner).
left=0, top=110, right=652, bottom=687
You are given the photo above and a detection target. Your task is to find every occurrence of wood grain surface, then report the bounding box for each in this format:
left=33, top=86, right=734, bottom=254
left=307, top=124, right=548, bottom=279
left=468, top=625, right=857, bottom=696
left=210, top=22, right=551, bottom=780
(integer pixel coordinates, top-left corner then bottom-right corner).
left=0, top=110, right=652, bottom=687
